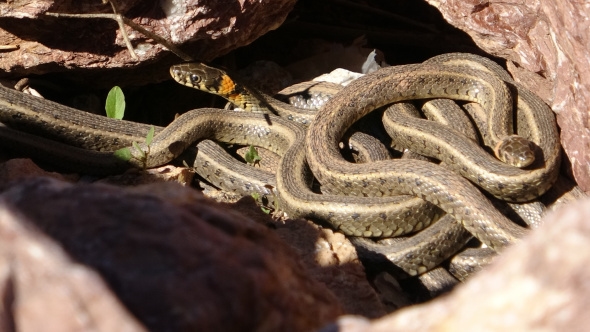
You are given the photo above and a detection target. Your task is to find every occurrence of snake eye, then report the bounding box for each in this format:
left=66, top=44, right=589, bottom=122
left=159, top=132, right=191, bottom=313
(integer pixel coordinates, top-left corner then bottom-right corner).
left=190, top=74, right=201, bottom=84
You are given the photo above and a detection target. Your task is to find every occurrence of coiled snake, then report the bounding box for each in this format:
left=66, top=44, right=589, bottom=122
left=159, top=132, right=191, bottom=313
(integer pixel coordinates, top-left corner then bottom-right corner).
left=170, top=53, right=560, bottom=251
left=0, top=53, right=561, bottom=275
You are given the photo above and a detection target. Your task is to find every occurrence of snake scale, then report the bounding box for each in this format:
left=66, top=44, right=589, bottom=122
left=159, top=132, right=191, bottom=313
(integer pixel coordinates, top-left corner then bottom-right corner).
left=171, top=53, right=560, bottom=249
left=0, top=53, right=561, bottom=276
left=302, top=61, right=559, bottom=250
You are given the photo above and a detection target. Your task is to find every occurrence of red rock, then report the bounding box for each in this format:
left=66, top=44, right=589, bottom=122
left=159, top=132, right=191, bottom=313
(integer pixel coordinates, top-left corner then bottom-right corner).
left=0, top=177, right=343, bottom=331
left=0, top=191, right=147, bottom=332
left=330, top=197, right=590, bottom=331
left=426, top=0, right=590, bottom=192
left=0, top=0, right=297, bottom=86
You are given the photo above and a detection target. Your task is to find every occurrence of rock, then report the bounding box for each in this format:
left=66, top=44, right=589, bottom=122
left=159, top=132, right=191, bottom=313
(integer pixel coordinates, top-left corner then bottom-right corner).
left=327, top=197, right=590, bottom=331
left=0, top=176, right=344, bottom=331
left=0, top=199, right=147, bottom=332
left=0, top=158, right=74, bottom=182
left=426, top=0, right=590, bottom=192
left=272, top=217, right=388, bottom=318
left=0, top=0, right=297, bottom=87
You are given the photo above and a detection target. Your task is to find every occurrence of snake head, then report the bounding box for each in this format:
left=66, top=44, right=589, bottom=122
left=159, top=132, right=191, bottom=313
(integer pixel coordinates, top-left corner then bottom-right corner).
left=494, top=135, right=535, bottom=168
left=169, top=63, right=229, bottom=94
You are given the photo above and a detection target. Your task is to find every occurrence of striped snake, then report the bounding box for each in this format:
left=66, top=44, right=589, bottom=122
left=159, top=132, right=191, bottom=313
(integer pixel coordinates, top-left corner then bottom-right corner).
left=170, top=54, right=560, bottom=250
left=0, top=53, right=561, bottom=274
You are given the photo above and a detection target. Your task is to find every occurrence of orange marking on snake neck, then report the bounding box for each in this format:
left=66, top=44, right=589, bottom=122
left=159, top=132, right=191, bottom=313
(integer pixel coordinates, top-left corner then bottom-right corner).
left=219, top=74, right=237, bottom=96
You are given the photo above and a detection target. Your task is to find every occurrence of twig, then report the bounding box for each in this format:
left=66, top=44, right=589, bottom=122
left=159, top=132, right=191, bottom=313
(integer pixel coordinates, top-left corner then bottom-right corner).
left=105, top=0, right=137, bottom=60
left=45, top=0, right=193, bottom=62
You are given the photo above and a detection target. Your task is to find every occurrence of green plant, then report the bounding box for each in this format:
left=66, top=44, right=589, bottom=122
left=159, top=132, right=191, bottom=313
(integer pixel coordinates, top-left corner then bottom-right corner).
left=250, top=191, right=272, bottom=214
left=244, top=145, right=262, bottom=166
left=105, top=86, right=125, bottom=119
left=114, top=126, right=154, bottom=168
left=104, top=86, right=154, bottom=168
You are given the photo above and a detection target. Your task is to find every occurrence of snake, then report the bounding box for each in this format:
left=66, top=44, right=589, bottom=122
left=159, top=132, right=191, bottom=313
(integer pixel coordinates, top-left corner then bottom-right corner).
left=0, top=53, right=561, bottom=273
left=171, top=54, right=559, bottom=274
left=302, top=60, right=560, bottom=251
left=169, top=62, right=317, bottom=124
left=0, top=84, right=441, bottom=239
left=170, top=56, right=560, bottom=248
left=0, top=86, right=476, bottom=276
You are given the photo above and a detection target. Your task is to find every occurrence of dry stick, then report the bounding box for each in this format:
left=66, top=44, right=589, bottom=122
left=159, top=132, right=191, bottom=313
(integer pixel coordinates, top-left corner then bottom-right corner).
left=46, top=0, right=137, bottom=60
left=45, top=1, right=193, bottom=62
left=104, top=0, right=137, bottom=60
left=14, top=78, right=31, bottom=91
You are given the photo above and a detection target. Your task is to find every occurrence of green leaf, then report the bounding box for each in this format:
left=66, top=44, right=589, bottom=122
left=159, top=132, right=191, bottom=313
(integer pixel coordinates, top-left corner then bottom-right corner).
left=145, top=126, right=155, bottom=145
left=132, top=141, right=146, bottom=159
left=251, top=192, right=260, bottom=200
left=244, top=145, right=261, bottom=165
left=105, top=86, right=126, bottom=119
left=113, top=147, right=132, bottom=161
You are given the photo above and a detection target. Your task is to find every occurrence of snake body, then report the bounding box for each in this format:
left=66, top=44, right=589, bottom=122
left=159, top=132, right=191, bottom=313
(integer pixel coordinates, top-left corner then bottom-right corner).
left=0, top=86, right=441, bottom=238
left=304, top=62, right=559, bottom=250
left=170, top=56, right=558, bottom=251
left=0, top=53, right=561, bottom=272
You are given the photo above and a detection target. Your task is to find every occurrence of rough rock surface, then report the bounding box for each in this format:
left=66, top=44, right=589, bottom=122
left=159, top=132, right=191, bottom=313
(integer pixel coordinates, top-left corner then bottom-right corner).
left=0, top=0, right=297, bottom=85
left=328, top=197, right=590, bottom=331
left=0, top=175, right=344, bottom=331
left=0, top=199, right=147, bottom=332
left=272, top=217, right=387, bottom=318
left=426, top=0, right=590, bottom=192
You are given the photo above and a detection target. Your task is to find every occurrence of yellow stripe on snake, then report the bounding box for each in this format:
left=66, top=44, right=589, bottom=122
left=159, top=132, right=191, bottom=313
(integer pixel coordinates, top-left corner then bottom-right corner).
left=0, top=53, right=562, bottom=276
left=170, top=54, right=560, bottom=249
